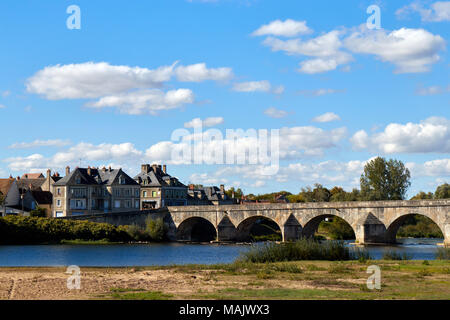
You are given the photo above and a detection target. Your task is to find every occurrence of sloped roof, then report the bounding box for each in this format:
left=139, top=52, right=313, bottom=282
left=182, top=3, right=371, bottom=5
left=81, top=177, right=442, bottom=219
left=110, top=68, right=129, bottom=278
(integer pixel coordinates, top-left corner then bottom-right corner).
left=0, top=178, right=15, bottom=196
left=31, top=190, right=53, bottom=205
left=187, top=186, right=228, bottom=201
left=54, top=167, right=138, bottom=186
left=134, top=168, right=186, bottom=188
left=21, top=173, right=45, bottom=179
left=16, top=178, right=45, bottom=191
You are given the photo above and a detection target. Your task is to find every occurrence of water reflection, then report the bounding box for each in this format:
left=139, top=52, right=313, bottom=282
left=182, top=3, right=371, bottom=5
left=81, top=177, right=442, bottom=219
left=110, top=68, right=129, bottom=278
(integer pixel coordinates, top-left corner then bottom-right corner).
left=0, top=238, right=444, bottom=267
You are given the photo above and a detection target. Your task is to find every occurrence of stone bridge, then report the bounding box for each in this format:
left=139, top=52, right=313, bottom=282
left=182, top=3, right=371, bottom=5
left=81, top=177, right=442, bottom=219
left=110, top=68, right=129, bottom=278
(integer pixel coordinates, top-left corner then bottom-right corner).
left=167, top=200, right=450, bottom=245
left=63, top=200, right=450, bottom=245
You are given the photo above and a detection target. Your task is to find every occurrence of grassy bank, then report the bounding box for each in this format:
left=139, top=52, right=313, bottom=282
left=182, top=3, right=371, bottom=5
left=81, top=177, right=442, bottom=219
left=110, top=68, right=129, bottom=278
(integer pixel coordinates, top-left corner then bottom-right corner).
left=2, top=259, right=448, bottom=300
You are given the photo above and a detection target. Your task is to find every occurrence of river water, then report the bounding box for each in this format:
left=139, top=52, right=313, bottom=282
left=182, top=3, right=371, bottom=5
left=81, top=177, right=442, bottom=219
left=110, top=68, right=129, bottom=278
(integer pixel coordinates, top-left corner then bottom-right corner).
left=0, top=238, right=444, bottom=267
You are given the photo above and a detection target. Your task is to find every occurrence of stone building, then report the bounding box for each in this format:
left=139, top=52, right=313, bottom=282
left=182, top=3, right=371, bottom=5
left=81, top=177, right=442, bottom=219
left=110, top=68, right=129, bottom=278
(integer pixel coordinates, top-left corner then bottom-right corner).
left=134, top=164, right=187, bottom=209
left=40, top=169, right=62, bottom=193
left=187, top=184, right=234, bottom=205
left=52, top=166, right=140, bottom=217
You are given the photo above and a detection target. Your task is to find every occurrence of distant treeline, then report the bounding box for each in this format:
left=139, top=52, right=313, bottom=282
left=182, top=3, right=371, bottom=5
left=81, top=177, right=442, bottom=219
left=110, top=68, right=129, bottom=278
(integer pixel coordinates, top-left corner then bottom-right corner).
left=244, top=183, right=449, bottom=204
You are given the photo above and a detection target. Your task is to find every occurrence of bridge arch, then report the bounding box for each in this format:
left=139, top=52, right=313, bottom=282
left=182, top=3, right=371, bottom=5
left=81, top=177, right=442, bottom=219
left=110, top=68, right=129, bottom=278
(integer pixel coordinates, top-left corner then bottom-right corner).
left=385, top=212, right=445, bottom=243
left=302, top=214, right=356, bottom=240
left=235, top=215, right=282, bottom=242
left=176, top=216, right=217, bottom=242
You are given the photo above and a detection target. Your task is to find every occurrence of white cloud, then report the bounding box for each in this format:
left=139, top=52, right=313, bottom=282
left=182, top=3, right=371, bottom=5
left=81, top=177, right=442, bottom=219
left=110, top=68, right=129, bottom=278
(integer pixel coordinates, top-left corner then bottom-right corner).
left=263, top=30, right=353, bottom=73
left=8, top=139, right=71, bottom=149
left=0, top=104, right=6, bottom=109
left=232, top=80, right=271, bottom=92
left=144, top=125, right=347, bottom=165
left=258, top=23, right=445, bottom=74
left=344, top=27, right=446, bottom=73
left=264, top=107, right=288, bottom=118
left=26, top=62, right=177, bottom=100
left=175, top=63, right=233, bottom=82
left=2, top=90, right=10, bottom=97
left=415, top=85, right=450, bottom=95
left=351, top=117, right=450, bottom=153
left=232, top=80, right=283, bottom=94
left=26, top=61, right=232, bottom=116
left=184, top=117, right=224, bottom=128
left=297, top=88, right=344, bottom=96
left=4, top=142, right=144, bottom=172
left=87, top=88, right=194, bottom=115
left=312, top=112, right=341, bottom=123
left=396, top=1, right=450, bottom=22
left=252, top=19, right=312, bottom=37
left=408, top=158, right=450, bottom=177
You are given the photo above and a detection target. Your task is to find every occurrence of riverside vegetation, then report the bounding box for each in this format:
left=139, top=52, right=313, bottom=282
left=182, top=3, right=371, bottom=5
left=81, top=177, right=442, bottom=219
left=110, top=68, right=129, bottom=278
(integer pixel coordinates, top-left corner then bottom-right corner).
left=0, top=215, right=167, bottom=244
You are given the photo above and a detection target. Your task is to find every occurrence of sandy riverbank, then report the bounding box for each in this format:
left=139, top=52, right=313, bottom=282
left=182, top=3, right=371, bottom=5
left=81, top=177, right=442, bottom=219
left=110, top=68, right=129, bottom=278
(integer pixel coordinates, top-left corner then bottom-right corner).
left=0, top=260, right=449, bottom=300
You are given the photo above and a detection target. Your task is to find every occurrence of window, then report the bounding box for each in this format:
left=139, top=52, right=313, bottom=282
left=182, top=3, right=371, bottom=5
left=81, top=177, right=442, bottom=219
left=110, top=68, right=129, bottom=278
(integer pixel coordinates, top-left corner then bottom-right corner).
left=119, top=176, right=126, bottom=185
left=135, top=200, right=139, bottom=209
left=76, top=177, right=81, bottom=184
left=125, top=200, right=131, bottom=208
left=135, top=189, right=139, bottom=197
left=91, top=199, right=96, bottom=208
left=152, top=191, right=157, bottom=197
left=143, top=191, right=147, bottom=197
left=57, top=188, right=61, bottom=196
left=55, top=211, right=64, bottom=218
left=114, top=200, right=120, bottom=208
left=57, top=199, right=61, bottom=207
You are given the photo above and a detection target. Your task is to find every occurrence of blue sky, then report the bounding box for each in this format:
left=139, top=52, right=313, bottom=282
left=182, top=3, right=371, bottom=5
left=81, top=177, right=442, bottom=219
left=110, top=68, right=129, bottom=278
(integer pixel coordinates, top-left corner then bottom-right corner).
left=0, top=0, right=449, bottom=197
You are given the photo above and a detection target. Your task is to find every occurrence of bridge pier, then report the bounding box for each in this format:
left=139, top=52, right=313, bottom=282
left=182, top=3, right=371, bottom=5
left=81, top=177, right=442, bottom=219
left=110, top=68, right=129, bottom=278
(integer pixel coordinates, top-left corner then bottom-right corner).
left=355, top=213, right=387, bottom=245
left=283, top=215, right=302, bottom=242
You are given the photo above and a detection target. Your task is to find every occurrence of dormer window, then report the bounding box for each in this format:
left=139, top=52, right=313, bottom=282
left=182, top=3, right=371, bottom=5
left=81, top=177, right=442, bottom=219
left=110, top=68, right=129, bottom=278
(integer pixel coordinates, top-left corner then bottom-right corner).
left=119, top=176, right=125, bottom=185
left=76, top=177, right=81, bottom=184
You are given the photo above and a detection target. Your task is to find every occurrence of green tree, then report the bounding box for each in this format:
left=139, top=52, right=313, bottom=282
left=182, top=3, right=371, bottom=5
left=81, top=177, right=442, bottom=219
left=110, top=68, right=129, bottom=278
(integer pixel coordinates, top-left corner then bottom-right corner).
left=410, top=191, right=434, bottom=200
left=145, top=217, right=167, bottom=242
left=225, top=187, right=244, bottom=199
left=360, top=157, right=411, bottom=200
left=30, top=207, right=47, bottom=217
left=434, top=183, right=449, bottom=199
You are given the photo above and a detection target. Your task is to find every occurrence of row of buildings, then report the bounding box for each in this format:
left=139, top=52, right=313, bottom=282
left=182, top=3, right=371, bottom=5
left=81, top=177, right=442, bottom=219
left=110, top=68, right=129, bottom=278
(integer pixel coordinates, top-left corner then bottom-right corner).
left=0, top=164, right=234, bottom=217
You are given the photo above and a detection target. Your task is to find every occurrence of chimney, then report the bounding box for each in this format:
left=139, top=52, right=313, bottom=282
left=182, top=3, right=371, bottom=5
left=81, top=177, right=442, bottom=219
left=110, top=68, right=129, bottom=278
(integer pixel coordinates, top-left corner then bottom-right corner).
left=66, top=166, right=70, bottom=176
left=141, top=164, right=150, bottom=173
left=17, top=176, right=20, bottom=180
left=87, top=166, right=91, bottom=176
left=108, top=166, right=111, bottom=172
left=220, top=184, right=225, bottom=193
left=46, top=169, right=51, bottom=178
left=152, top=164, right=158, bottom=172
left=189, top=184, right=195, bottom=190
left=162, top=165, right=167, bottom=174
left=232, top=191, right=235, bottom=199
left=24, top=174, right=28, bottom=179
left=102, top=166, right=106, bottom=172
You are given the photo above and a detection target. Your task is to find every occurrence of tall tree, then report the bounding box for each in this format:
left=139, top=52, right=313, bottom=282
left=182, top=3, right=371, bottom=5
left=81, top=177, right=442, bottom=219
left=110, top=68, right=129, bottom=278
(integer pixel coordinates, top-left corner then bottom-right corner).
left=360, top=157, right=411, bottom=200
left=434, top=183, right=449, bottom=199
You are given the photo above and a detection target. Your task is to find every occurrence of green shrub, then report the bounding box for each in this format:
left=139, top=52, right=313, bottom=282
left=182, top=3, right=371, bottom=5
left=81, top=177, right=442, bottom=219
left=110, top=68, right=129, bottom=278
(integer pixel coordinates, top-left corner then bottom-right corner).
left=145, top=217, right=167, bottom=242
left=382, top=250, right=412, bottom=260
left=237, top=239, right=371, bottom=263
left=436, top=247, right=450, bottom=260
left=0, top=216, right=131, bottom=244
left=29, top=207, right=47, bottom=218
